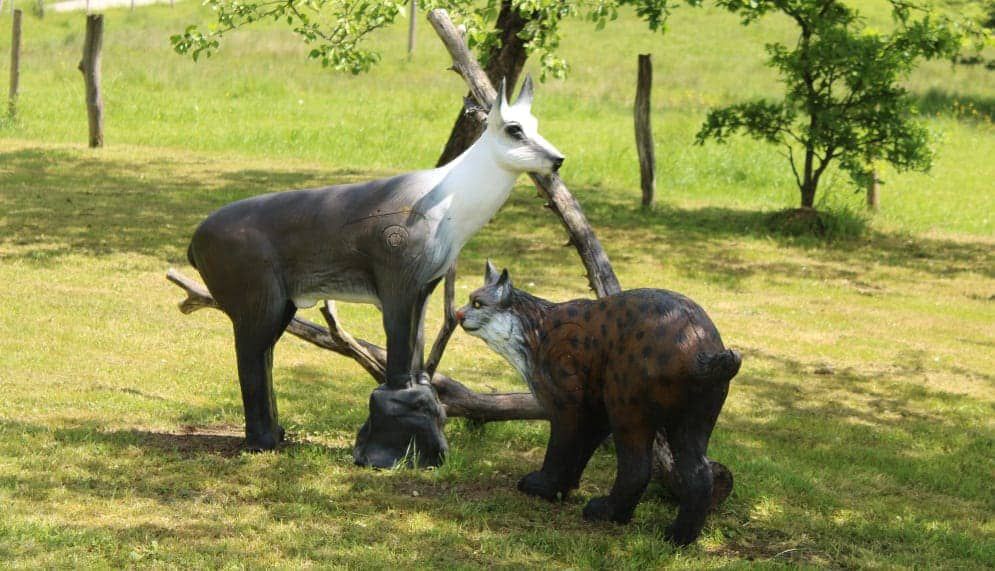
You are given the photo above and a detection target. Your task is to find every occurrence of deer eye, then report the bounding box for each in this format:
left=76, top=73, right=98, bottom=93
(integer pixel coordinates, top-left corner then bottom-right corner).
left=472, top=300, right=483, bottom=309
left=504, top=123, right=525, bottom=140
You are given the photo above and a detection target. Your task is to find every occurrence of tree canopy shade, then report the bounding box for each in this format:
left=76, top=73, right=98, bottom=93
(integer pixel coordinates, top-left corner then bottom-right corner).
left=171, top=0, right=680, bottom=77
left=695, top=0, right=972, bottom=209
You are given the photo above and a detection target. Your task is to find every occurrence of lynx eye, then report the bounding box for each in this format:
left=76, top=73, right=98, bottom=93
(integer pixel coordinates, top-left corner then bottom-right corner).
left=504, top=123, right=525, bottom=140
left=472, top=300, right=482, bottom=309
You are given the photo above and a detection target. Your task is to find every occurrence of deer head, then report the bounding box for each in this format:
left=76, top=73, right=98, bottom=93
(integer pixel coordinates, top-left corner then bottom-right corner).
left=484, top=76, right=565, bottom=175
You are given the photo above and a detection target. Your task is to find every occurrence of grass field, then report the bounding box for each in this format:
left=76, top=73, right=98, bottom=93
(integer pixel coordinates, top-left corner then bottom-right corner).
left=1, top=1, right=994, bottom=568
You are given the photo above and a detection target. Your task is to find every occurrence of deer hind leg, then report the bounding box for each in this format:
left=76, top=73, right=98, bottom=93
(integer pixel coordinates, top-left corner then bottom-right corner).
left=229, top=287, right=296, bottom=451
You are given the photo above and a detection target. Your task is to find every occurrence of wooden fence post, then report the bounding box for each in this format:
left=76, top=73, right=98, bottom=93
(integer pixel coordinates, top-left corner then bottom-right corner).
left=78, top=14, right=104, bottom=148
left=634, top=53, right=656, bottom=208
left=867, top=168, right=879, bottom=211
left=8, top=9, right=21, bottom=119
left=407, top=0, right=417, bottom=58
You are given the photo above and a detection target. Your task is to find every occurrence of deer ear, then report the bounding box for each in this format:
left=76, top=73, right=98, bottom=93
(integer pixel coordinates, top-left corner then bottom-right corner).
left=488, top=79, right=507, bottom=125
left=514, top=74, right=534, bottom=109
left=484, top=260, right=500, bottom=284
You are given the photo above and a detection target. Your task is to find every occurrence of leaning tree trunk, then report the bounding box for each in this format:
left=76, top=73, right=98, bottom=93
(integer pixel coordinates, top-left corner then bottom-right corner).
left=435, top=0, right=531, bottom=166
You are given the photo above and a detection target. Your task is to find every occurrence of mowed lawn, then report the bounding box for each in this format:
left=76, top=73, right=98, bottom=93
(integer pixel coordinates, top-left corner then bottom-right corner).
left=1, top=1, right=994, bottom=568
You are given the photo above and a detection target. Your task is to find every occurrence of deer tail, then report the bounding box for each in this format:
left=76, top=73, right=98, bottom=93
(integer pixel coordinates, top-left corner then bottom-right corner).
left=692, top=349, right=741, bottom=385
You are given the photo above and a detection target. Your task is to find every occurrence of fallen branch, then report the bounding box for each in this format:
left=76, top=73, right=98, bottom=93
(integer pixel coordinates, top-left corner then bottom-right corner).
left=166, top=268, right=545, bottom=421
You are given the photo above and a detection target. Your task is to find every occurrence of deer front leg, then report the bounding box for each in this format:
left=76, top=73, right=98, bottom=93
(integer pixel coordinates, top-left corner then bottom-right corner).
left=382, top=280, right=440, bottom=388
left=382, top=295, right=420, bottom=389
left=354, top=282, right=448, bottom=468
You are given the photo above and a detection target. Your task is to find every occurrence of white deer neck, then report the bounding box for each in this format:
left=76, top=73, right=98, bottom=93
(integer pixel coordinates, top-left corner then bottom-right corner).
left=431, top=136, right=520, bottom=245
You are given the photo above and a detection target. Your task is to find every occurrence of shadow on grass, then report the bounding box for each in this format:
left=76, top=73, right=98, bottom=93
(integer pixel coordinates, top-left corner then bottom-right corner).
left=1, top=346, right=991, bottom=566
left=0, top=148, right=358, bottom=264
left=2, top=146, right=991, bottom=286
left=916, top=87, right=995, bottom=123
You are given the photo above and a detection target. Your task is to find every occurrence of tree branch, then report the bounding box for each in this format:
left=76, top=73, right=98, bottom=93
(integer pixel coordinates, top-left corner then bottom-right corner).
left=786, top=144, right=804, bottom=191
left=427, top=8, right=622, bottom=298
left=425, top=265, right=458, bottom=377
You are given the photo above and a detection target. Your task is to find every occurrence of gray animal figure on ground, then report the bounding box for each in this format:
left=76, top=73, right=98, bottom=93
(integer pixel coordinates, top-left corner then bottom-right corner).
left=457, top=263, right=741, bottom=545
left=186, top=77, right=564, bottom=467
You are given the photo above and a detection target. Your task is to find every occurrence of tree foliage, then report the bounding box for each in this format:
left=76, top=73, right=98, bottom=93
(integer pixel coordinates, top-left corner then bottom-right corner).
left=695, top=0, right=969, bottom=208
left=171, top=0, right=681, bottom=78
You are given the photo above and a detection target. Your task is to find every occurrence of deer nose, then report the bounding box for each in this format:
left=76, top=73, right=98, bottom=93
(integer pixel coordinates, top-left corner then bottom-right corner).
left=551, top=156, right=565, bottom=172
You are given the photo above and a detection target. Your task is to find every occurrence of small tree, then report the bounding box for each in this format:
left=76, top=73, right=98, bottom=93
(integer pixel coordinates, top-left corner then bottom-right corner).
left=695, top=0, right=966, bottom=209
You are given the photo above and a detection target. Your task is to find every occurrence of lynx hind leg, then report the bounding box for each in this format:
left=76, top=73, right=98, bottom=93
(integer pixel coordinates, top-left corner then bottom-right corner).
left=583, top=414, right=655, bottom=524
left=663, top=416, right=716, bottom=546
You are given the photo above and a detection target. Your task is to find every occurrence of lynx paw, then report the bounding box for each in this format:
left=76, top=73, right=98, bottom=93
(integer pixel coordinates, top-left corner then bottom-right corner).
left=517, top=471, right=565, bottom=501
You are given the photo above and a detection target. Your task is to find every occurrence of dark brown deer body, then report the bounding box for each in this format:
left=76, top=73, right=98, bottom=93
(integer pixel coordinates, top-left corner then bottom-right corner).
left=458, top=264, right=740, bottom=545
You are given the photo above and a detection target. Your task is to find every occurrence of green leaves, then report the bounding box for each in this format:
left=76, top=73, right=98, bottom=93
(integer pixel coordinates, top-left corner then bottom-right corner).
left=170, top=0, right=405, bottom=74
left=696, top=101, right=795, bottom=146
left=172, top=0, right=687, bottom=80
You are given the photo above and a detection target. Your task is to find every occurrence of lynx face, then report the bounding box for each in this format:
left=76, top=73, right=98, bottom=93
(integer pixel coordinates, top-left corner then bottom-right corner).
left=457, top=263, right=533, bottom=383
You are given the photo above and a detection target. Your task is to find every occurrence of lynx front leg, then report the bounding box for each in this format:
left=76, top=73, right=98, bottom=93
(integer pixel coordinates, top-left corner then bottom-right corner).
left=519, top=408, right=605, bottom=501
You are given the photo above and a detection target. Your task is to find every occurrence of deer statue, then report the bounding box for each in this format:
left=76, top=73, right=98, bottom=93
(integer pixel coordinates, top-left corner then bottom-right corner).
left=186, top=76, right=564, bottom=467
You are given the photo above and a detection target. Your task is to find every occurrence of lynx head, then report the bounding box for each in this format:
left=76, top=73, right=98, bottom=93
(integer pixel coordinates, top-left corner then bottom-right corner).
left=457, top=260, right=516, bottom=338
left=456, top=262, right=534, bottom=381
left=484, top=76, right=565, bottom=175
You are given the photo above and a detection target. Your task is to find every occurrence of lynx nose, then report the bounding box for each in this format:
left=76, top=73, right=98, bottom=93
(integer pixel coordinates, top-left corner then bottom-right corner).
left=455, top=310, right=465, bottom=323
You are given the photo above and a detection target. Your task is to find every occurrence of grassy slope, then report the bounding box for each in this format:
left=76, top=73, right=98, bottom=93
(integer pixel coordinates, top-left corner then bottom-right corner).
left=1, top=1, right=993, bottom=568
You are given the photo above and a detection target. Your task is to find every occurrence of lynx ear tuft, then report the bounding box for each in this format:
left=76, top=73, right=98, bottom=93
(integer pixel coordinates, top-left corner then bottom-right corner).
left=484, top=260, right=500, bottom=284
left=496, top=269, right=513, bottom=304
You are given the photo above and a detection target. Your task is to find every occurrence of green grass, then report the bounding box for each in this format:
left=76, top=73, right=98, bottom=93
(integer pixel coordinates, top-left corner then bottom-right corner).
left=2, top=1, right=994, bottom=568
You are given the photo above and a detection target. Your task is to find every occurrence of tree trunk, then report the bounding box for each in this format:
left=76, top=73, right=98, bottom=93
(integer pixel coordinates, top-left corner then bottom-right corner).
left=800, top=142, right=816, bottom=208
left=435, top=0, right=530, bottom=166
left=800, top=183, right=815, bottom=208
left=78, top=14, right=104, bottom=148
left=634, top=54, right=655, bottom=208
